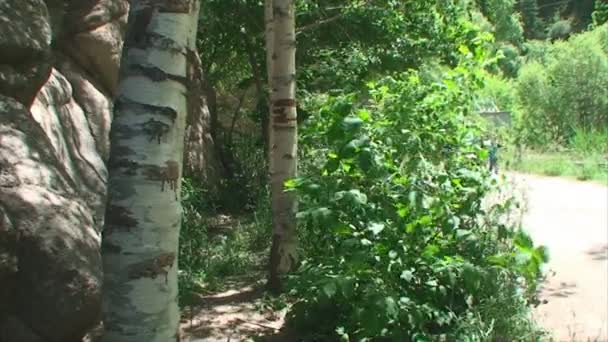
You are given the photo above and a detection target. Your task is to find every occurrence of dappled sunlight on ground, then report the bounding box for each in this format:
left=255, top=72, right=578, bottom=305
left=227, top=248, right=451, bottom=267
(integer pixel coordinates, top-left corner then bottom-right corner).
left=181, top=280, right=290, bottom=342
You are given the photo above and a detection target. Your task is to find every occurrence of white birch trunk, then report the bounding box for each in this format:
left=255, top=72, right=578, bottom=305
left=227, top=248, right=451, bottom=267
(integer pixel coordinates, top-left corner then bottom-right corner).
left=101, top=1, right=200, bottom=341
left=268, top=0, right=298, bottom=292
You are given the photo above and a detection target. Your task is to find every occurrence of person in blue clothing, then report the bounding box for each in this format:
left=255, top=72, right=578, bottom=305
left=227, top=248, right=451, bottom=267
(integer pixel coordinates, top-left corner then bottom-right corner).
left=488, top=140, right=499, bottom=173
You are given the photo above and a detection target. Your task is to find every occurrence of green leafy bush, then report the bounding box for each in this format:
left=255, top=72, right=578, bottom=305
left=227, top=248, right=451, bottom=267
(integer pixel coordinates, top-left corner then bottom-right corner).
left=476, top=72, right=517, bottom=111
left=548, top=20, right=572, bottom=40
left=178, top=177, right=213, bottom=304
left=178, top=177, right=272, bottom=305
left=570, top=127, right=608, bottom=155
left=515, top=61, right=554, bottom=147
left=521, top=40, right=551, bottom=64
left=285, top=60, right=547, bottom=340
left=516, top=25, right=608, bottom=148
left=496, top=43, right=522, bottom=77
left=592, top=2, right=608, bottom=28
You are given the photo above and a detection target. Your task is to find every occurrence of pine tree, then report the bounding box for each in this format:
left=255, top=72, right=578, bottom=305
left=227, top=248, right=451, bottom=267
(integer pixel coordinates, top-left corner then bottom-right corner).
left=519, top=0, right=543, bottom=39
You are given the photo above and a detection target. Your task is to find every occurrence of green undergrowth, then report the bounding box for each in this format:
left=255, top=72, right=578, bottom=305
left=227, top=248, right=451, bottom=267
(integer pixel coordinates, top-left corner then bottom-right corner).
left=502, top=147, right=608, bottom=185
left=177, top=177, right=272, bottom=307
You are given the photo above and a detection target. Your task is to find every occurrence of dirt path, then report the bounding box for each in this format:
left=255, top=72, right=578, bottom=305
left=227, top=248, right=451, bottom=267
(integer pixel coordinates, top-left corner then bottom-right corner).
left=180, top=279, right=289, bottom=342
left=510, top=173, right=608, bottom=341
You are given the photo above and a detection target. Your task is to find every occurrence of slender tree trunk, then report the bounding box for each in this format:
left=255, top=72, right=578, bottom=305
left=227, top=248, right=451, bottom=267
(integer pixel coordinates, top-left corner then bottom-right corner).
left=101, top=1, right=200, bottom=341
left=265, top=0, right=275, bottom=89
left=243, top=32, right=270, bottom=153
left=264, top=0, right=275, bottom=154
left=267, top=0, right=298, bottom=293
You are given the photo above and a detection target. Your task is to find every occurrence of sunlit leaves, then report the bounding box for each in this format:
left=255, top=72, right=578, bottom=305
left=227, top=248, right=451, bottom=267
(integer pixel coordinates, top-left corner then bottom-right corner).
left=285, top=23, right=547, bottom=341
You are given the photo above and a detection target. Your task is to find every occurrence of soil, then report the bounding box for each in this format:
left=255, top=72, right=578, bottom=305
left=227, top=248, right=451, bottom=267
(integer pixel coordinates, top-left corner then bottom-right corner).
left=180, top=278, right=290, bottom=342
left=510, top=173, right=608, bottom=341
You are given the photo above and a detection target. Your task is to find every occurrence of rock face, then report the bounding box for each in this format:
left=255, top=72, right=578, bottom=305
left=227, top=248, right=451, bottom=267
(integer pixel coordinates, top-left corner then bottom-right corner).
left=0, top=0, right=128, bottom=341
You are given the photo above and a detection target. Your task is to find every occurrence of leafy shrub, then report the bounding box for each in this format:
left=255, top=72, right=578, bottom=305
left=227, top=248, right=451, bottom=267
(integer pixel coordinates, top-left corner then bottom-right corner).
left=496, top=43, right=522, bottom=77
left=521, top=40, right=551, bottom=64
left=476, top=72, right=517, bottom=111
left=179, top=177, right=212, bottom=304
left=515, top=62, right=554, bottom=147
left=516, top=25, right=608, bottom=148
left=285, top=61, right=547, bottom=340
left=479, top=0, right=524, bottom=45
left=178, top=177, right=272, bottom=305
left=592, top=2, right=608, bottom=28
left=215, top=132, right=268, bottom=212
left=570, top=128, right=608, bottom=155
left=548, top=19, right=572, bottom=40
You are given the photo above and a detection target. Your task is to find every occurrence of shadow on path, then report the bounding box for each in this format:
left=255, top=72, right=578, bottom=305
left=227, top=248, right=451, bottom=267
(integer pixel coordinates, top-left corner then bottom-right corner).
left=181, top=280, right=291, bottom=342
left=587, top=244, right=608, bottom=262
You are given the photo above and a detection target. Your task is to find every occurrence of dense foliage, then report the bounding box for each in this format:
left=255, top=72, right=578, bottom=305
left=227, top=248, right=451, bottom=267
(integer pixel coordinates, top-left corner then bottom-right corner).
left=479, top=25, right=608, bottom=149
left=283, top=46, right=547, bottom=340
left=472, top=23, right=607, bottom=183
left=517, top=25, right=608, bottom=146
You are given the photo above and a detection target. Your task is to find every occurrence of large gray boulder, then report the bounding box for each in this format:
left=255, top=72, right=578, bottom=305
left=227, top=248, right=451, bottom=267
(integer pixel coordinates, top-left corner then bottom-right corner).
left=0, top=0, right=128, bottom=341
left=0, top=0, right=216, bottom=340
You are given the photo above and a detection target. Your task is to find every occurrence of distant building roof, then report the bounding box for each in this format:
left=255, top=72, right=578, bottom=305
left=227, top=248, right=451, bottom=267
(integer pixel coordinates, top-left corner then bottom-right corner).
left=479, top=111, right=512, bottom=127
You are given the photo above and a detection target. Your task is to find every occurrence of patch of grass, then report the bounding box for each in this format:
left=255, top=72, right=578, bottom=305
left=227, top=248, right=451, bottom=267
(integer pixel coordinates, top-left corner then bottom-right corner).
left=570, top=128, right=608, bottom=156
left=502, top=147, right=608, bottom=185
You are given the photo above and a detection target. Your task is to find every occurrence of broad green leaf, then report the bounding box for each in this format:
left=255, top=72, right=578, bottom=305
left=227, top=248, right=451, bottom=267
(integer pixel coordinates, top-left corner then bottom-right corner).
left=358, top=109, right=371, bottom=121
left=342, top=116, right=364, bottom=131
left=323, top=281, right=337, bottom=298
left=400, top=270, right=414, bottom=282
left=385, top=296, right=398, bottom=319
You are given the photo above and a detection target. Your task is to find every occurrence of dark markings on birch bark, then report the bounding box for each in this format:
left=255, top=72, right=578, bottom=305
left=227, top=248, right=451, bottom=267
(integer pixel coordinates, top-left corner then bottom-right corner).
left=141, top=164, right=164, bottom=181
left=145, top=32, right=184, bottom=54
left=273, top=5, right=288, bottom=17
left=127, top=64, right=189, bottom=86
left=108, top=158, right=140, bottom=175
left=158, top=0, right=191, bottom=13
left=272, top=114, right=297, bottom=124
left=160, top=160, right=180, bottom=200
left=105, top=205, right=139, bottom=233
left=109, top=144, right=137, bottom=158
left=111, top=123, right=140, bottom=140
left=115, top=96, right=178, bottom=123
left=272, top=107, right=288, bottom=123
left=142, top=119, right=171, bottom=144
left=273, top=98, right=296, bottom=107
left=127, top=7, right=154, bottom=46
left=272, top=98, right=297, bottom=124
left=130, top=64, right=168, bottom=81
left=128, top=252, right=176, bottom=283
left=101, top=241, right=122, bottom=254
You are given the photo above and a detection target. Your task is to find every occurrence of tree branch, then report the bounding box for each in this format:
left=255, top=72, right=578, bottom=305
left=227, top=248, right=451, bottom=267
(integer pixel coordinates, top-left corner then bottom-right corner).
left=296, top=0, right=372, bottom=35
left=296, top=13, right=344, bottom=35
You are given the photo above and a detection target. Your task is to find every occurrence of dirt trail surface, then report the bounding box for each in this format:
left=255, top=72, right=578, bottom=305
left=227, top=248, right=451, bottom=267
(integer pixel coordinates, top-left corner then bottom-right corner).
left=180, top=280, right=289, bottom=342
left=510, top=173, right=608, bottom=341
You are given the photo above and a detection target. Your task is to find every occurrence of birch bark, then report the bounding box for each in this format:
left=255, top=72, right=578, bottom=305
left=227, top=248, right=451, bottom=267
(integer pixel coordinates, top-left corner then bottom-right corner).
left=101, top=1, right=200, bottom=340
left=267, top=0, right=298, bottom=293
